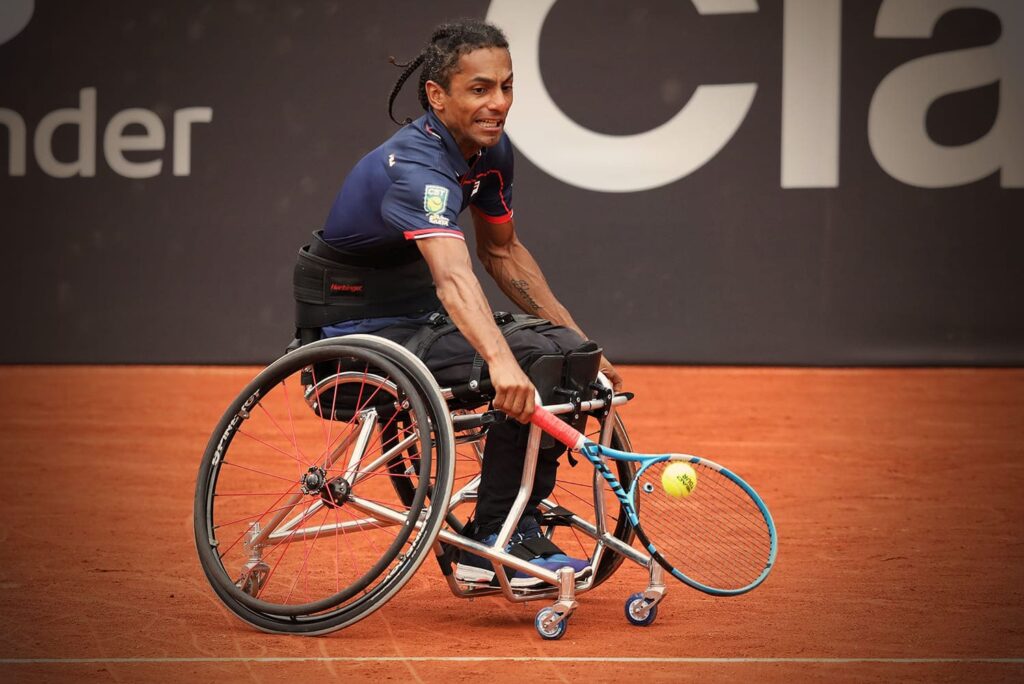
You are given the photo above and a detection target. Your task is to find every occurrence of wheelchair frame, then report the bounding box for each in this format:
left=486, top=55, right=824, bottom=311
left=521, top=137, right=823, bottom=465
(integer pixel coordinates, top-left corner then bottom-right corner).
left=194, top=335, right=668, bottom=639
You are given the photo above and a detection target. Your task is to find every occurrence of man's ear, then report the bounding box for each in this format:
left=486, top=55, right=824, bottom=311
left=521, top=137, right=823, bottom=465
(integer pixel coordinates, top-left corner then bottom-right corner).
left=425, top=80, right=446, bottom=111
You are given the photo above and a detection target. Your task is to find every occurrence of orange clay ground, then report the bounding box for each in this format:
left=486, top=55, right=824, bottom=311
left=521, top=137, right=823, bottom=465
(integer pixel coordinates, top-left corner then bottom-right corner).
left=0, top=366, right=1022, bottom=683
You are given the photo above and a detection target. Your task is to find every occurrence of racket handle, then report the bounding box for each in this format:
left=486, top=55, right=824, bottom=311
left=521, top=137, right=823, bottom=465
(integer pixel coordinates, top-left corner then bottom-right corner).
left=530, top=406, right=587, bottom=450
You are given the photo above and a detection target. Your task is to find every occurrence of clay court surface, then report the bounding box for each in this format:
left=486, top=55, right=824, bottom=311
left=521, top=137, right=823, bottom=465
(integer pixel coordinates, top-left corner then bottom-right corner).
left=0, top=365, right=1022, bottom=683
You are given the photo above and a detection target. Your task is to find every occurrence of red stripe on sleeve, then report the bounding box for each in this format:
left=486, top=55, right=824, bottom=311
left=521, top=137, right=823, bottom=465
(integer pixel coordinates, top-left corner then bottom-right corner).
left=474, top=209, right=514, bottom=224
left=464, top=169, right=513, bottom=222
left=403, top=228, right=466, bottom=240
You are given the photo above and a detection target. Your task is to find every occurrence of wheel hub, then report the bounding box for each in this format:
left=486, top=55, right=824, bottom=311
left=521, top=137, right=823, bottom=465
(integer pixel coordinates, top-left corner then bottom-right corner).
left=321, top=476, right=351, bottom=508
left=299, top=466, right=351, bottom=507
left=300, top=466, right=327, bottom=495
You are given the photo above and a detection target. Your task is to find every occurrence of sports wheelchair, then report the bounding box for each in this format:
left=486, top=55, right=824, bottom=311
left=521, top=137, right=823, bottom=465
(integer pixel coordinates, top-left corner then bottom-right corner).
left=194, top=334, right=669, bottom=639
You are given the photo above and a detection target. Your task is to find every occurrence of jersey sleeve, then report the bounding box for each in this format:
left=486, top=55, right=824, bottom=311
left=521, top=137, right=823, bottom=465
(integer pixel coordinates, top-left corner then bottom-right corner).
left=381, top=166, right=465, bottom=242
left=469, top=136, right=514, bottom=224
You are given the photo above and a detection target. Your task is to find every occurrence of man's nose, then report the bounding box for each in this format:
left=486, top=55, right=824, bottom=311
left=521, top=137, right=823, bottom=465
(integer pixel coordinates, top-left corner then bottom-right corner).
left=489, top=90, right=511, bottom=112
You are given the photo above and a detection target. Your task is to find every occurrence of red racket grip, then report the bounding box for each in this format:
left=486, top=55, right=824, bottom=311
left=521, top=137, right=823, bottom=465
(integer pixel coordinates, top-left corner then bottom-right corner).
left=530, top=406, right=587, bottom=450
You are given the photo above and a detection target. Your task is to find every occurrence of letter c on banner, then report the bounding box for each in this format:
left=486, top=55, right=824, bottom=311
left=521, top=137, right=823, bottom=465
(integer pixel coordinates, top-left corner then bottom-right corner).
left=0, top=0, right=34, bottom=47
left=486, top=0, right=759, bottom=193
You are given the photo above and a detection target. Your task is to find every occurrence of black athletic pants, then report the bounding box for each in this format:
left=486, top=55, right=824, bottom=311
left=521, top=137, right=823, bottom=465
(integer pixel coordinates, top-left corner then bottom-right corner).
left=366, top=319, right=588, bottom=537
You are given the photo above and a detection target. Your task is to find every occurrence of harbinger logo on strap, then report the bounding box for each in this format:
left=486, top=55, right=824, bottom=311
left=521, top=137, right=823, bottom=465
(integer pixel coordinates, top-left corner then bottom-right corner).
left=329, top=281, right=363, bottom=295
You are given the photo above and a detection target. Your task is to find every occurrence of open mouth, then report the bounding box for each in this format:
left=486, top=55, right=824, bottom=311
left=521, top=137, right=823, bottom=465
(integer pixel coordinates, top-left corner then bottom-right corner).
left=476, top=119, right=503, bottom=131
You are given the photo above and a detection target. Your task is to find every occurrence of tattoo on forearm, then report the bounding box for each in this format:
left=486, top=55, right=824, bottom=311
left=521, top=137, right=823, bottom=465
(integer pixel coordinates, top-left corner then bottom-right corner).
left=510, top=279, right=543, bottom=313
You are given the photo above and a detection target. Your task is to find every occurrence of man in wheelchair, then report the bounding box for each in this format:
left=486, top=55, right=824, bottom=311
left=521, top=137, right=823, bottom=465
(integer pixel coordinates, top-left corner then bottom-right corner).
left=293, top=18, right=622, bottom=588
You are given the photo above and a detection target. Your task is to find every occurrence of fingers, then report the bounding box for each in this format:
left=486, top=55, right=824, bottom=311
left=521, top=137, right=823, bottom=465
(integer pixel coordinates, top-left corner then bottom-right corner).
left=491, top=367, right=536, bottom=423
left=491, top=356, right=622, bottom=423
left=600, top=355, right=624, bottom=391
left=511, top=386, right=535, bottom=423
left=494, top=386, right=534, bottom=423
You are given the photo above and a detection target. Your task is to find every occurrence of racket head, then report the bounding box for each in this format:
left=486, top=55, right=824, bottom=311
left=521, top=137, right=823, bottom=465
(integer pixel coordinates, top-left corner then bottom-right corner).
left=623, top=452, right=777, bottom=596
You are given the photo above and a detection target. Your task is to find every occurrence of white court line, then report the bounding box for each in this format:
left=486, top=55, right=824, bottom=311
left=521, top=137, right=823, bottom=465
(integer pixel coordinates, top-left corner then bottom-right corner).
left=0, top=657, right=1022, bottom=665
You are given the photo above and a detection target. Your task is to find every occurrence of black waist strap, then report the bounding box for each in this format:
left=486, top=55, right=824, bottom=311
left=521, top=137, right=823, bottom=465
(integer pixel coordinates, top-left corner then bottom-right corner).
left=294, top=230, right=440, bottom=328
left=306, top=230, right=422, bottom=267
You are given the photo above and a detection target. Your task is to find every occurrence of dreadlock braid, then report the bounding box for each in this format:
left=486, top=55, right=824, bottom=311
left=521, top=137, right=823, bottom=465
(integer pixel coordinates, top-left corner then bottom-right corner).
left=387, top=54, right=426, bottom=125
left=387, top=18, right=509, bottom=125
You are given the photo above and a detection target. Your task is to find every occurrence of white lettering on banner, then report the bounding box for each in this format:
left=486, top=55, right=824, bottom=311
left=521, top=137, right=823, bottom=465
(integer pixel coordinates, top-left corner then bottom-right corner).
left=173, top=108, right=214, bottom=176
left=486, top=0, right=759, bottom=193
left=488, top=0, right=1021, bottom=191
left=782, top=0, right=841, bottom=188
left=0, top=0, right=34, bottom=47
left=34, top=87, right=97, bottom=177
left=691, top=0, right=758, bottom=13
left=0, top=88, right=213, bottom=178
left=869, top=0, right=1022, bottom=188
left=104, top=109, right=165, bottom=179
left=0, top=109, right=25, bottom=174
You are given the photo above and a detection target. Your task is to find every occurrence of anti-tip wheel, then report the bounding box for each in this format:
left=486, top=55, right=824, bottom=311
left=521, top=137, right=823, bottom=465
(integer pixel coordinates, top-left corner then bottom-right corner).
left=624, top=592, right=658, bottom=626
left=535, top=607, right=568, bottom=640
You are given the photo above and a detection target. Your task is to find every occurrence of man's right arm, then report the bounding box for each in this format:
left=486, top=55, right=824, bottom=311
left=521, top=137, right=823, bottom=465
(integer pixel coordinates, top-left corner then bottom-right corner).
left=416, top=236, right=536, bottom=423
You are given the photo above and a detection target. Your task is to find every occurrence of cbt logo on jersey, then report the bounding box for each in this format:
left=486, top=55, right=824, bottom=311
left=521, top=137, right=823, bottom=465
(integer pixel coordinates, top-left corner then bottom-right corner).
left=488, top=0, right=1022, bottom=191
left=0, top=2, right=212, bottom=179
left=424, top=185, right=448, bottom=214
left=424, top=185, right=450, bottom=226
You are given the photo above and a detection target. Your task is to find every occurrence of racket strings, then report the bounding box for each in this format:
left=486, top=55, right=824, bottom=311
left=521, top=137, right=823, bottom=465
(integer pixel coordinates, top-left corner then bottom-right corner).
left=636, top=461, right=773, bottom=592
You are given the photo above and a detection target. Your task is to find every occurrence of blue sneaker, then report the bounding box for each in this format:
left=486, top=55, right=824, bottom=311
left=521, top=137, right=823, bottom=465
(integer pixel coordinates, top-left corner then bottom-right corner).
left=455, top=517, right=592, bottom=588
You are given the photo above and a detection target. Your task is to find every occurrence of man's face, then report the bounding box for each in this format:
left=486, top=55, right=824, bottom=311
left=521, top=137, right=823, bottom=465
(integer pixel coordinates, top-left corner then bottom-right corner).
left=428, top=47, right=513, bottom=158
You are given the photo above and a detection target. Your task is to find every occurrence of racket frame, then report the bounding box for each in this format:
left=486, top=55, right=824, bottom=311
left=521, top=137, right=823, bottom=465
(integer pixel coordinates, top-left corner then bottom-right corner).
left=532, top=406, right=778, bottom=596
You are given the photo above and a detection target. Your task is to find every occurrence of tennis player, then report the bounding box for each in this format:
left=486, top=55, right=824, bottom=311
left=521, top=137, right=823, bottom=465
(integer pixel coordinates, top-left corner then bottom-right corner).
left=292, top=18, right=621, bottom=587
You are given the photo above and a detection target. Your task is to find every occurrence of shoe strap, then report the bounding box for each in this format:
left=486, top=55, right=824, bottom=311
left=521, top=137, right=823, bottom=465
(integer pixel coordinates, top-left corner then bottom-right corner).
left=507, top=535, right=564, bottom=561
left=538, top=506, right=577, bottom=527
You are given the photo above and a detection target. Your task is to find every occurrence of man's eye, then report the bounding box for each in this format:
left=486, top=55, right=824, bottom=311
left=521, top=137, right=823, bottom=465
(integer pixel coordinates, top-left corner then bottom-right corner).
left=472, top=87, right=486, bottom=95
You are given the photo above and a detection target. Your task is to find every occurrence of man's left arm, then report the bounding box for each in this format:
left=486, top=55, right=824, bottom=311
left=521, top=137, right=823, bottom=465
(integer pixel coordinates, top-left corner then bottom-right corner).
left=471, top=207, right=623, bottom=390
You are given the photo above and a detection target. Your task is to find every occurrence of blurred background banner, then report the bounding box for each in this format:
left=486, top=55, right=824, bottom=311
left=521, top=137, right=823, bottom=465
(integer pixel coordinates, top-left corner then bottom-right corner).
left=1, top=0, right=1020, bottom=364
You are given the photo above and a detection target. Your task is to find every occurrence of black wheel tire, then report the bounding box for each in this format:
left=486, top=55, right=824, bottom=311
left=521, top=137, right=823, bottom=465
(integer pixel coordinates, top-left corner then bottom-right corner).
left=193, top=336, right=455, bottom=635
left=591, top=414, right=638, bottom=588
left=624, top=591, right=658, bottom=626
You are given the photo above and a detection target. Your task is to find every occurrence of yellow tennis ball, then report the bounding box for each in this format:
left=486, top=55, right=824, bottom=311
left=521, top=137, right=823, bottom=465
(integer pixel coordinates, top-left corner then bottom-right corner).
left=662, top=462, right=697, bottom=498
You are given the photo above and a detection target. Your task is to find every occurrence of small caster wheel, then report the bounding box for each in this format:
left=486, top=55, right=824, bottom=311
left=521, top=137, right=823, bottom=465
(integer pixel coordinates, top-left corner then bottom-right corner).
left=624, top=592, right=658, bottom=626
left=535, top=607, right=568, bottom=640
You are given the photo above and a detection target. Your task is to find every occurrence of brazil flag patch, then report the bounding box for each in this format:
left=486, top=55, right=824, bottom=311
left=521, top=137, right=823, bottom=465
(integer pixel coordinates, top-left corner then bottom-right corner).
left=423, top=184, right=449, bottom=215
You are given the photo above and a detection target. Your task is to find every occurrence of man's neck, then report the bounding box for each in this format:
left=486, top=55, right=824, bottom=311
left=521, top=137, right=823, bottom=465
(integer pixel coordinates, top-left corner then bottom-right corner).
left=431, top=111, right=481, bottom=160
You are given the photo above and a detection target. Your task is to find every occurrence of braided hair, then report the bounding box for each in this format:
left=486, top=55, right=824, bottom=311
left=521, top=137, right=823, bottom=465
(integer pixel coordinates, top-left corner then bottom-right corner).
left=388, top=19, right=509, bottom=125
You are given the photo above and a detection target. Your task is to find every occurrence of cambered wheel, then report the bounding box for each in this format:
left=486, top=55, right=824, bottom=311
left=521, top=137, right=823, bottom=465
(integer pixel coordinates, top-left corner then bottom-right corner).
left=194, top=336, right=454, bottom=635
left=589, top=414, right=637, bottom=587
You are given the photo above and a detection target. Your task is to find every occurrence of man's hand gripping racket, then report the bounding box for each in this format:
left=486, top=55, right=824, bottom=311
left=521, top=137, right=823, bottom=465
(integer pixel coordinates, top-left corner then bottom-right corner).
left=531, top=406, right=777, bottom=596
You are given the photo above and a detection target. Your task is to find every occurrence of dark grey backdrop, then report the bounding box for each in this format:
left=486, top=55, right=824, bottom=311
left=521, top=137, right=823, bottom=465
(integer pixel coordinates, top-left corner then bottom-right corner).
left=1, top=0, right=1020, bottom=364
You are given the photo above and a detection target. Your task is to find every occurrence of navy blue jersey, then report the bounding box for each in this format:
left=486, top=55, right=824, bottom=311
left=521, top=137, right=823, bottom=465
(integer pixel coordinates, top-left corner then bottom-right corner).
left=323, top=110, right=514, bottom=253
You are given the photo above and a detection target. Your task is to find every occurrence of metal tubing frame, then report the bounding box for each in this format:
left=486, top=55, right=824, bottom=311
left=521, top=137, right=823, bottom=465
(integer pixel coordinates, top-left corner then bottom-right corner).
left=433, top=376, right=655, bottom=604
left=245, top=407, right=375, bottom=551
left=239, top=377, right=651, bottom=605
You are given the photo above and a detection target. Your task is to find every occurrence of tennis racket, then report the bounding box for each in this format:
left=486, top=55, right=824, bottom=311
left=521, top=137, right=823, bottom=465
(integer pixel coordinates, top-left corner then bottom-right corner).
left=532, top=406, right=777, bottom=596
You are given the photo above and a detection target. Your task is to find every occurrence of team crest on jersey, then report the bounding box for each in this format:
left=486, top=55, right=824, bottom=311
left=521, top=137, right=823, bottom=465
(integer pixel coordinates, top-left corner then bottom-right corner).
left=424, top=185, right=448, bottom=215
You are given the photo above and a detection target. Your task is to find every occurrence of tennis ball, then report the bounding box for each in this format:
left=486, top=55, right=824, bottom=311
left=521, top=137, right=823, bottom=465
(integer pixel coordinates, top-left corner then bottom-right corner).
left=662, top=462, right=697, bottom=498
